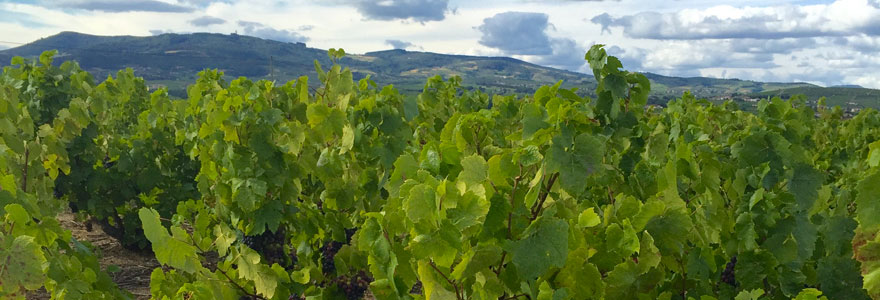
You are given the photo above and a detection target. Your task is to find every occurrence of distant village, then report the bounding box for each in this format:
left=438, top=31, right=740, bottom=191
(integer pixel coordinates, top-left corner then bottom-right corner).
left=715, top=95, right=864, bottom=118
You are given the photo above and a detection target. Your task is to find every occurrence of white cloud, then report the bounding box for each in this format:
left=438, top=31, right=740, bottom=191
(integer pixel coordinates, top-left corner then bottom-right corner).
left=237, top=20, right=308, bottom=43
left=2, top=0, right=880, bottom=88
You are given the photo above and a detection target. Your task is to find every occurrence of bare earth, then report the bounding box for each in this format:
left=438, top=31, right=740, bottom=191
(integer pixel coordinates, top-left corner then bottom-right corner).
left=29, top=212, right=376, bottom=300
left=28, top=212, right=158, bottom=299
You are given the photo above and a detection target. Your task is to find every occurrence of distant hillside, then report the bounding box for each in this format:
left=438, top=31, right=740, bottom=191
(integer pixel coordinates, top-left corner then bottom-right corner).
left=2, top=31, right=877, bottom=109
left=755, top=86, right=880, bottom=109
left=0, top=31, right=591, bottom=97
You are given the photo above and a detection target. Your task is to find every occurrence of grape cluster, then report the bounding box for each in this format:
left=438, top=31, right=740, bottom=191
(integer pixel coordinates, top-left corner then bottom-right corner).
left=720, top=255, right=737, bottom=286
left=345, top=228, right=357, bottom=243
left=242, top=229, right=297, bottom=270
left=409, top=281, right=423, bottom=295
left=334, top=270, right=372, bottom=300
left=54, top=184, right=63, bottom=199
left=102, top=155, right=116, bottom=169
left=321, top=241, right=343, bottom=275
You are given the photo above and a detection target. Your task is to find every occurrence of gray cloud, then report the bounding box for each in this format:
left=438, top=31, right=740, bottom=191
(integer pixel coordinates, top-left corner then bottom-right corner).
left=606, top=40, right=782, bottom=77
left=298, top=25, right=315, bottom=31
left=532, top=38, right=587, bottom=71
left=477, top=11, right=586, bottom=72
left=189, top=16, right=226, bottom=27
left=149, top=29, right=190, bottom=35
left=386, top=39, right=414, bottom=49
left=728, top=38, right=816, bottom=54
left=238, top=20, right=309, bottom=43
left=56, top=0, right=194, bottom=13
left=835, top=35, right=880, bottom=53
left=591, top=11, right=830, bottom=40
left=354, top=0, right=449, bottom=22
left=478, top=12, right=553, bottom=55
left=590, top=6, right=880, bottom=40
left=179, top=0, right=231, bottom=6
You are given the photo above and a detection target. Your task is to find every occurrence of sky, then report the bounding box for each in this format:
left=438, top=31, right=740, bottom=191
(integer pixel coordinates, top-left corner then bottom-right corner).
left=1, top=0, right=879, bottom=88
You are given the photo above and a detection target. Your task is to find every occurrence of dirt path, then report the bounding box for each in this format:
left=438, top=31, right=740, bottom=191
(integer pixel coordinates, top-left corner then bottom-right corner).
left=28, top=213, right=159, bottom=299
left=30, top=212, right=377, bottom=299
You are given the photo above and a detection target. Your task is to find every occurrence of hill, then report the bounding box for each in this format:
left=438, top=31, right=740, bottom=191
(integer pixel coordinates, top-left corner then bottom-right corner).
left=755, top=86, right=880, bottom=110
left=2, top=31, right=878, bottom=109
left=0, top=31, right=591, bottom=97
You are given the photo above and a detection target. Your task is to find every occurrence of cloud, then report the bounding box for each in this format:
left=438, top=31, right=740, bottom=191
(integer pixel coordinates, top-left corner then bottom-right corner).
left=532, top=38, right=587, bottom=71
left=0, top=44, right=9, bottom=50
left=728, top=38, right=817, bottom=54
left=238, top=20, right=309, bottom=43
left=189, top=16, right=226, bottom=27
left=591, top=2, right=880, bottom=40
left=179, top=0, right=231, bottom=6
left=836, top=35, right=880, bottom=52
left=55, top=0, right=194, bottom=13
left=149, top=29, right=191, bottom=35
left=386, top=39, right=414, bottom=49
left=477, top=12, right=553, bottom=55
left=354, top=0, right=449, bottom=22
left=0, top=8, right=47, bottom=28
left=606, top=40, right=782, bottom=76
left=477, top=11, right=587, bottom=72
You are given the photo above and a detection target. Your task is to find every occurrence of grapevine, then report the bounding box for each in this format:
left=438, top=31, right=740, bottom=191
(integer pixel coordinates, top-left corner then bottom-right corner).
left=0, top=45, right=878, bottom=300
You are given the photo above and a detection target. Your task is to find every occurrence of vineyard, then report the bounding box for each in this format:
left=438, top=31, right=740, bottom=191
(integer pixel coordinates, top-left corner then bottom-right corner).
left=0, top=46, right=879, bottom=299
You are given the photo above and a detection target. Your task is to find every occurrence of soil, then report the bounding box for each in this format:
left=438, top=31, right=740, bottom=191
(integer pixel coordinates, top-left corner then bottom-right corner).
left=28, top=212, right=158, bottom=299
left=27, top=212, right=378, bottom=300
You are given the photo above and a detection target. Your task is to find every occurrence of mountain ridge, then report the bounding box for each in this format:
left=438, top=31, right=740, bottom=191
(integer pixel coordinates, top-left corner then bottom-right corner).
left=1, top=31, right=876, bottom=108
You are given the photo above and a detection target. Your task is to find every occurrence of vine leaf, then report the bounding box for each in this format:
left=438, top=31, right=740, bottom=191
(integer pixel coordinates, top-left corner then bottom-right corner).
left=237, top=246, right=279, bottom=298
left=506, top=217, right=569, bottom=280
left=545, top=133, right=604, bottom=195
left=0, top=235, right=46, bottom=292
left=138, top=208, right=202, bottom=274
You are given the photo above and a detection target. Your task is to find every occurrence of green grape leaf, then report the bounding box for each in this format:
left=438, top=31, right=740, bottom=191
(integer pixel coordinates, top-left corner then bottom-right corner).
left=237, top=246, right=279, bottom=298
left=507, top=217, right=569, bottom=279
left=0, top=175, right=15, bottom=197
left=793, top=288, right=828, bottom=300
left=459, top=155, right=488, bottom=186
left=417, top=260, right=458, bottom=300
left=138, top=208, right=202, bottom=274
left=734, top=289, right=765, bottom=300
left=603, top=73, right=628, bottom=100
left=340, top=125, right=355, bottom=154
left=645, top=208, right=691, bottom=256
left=545, top=133, right=604, bottom=195
left=638, top=232, right=661, bottom=273
left=554, top=248, right=604, bottom=297
left=522, top=102, right=548, bottom=140
left=451, top=244, right=502, bottom=280
left=605, top=221, right=639, bottom=256
left=790, top=164, right=823, bottom=212
left=857, top=171, right=880, bottom=231
left=214, top=224, right=236, bottom=257
left=0, top=235, right=46, bottom=291
left=578, top=207, right=601, bottom=228
left=405, top=184, right=437, bottom=225
left=868, top=141, right=880, bottom=167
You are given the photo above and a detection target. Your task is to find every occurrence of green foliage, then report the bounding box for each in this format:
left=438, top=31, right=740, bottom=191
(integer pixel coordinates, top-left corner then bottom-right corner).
left=0, top=53, right=129, bottom=299
left=4, top=45, right=880, bottom=300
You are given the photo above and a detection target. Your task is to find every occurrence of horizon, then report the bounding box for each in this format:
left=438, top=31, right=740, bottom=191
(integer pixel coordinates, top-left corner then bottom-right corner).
left=1, top=0, right=879, bottom=88
left=4, top=30, right=838, bottom=88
